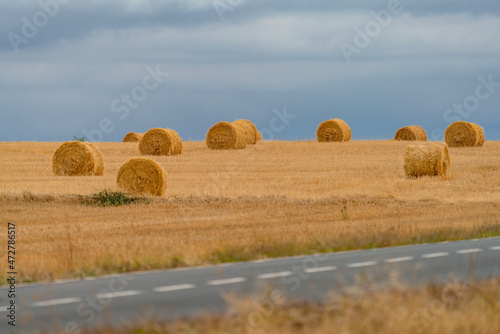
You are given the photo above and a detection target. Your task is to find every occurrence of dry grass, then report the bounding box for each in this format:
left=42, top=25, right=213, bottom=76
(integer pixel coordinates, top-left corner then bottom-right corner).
left=71, top=278, right=500, bottom=334
left=0, top=140, right=500, bottom=282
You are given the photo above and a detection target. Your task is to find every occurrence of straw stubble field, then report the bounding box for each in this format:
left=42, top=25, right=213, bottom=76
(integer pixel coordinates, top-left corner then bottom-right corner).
left=0, top=140, right=499, bottom=282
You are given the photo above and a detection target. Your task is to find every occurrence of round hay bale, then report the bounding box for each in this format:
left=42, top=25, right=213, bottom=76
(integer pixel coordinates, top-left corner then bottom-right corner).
left=316, top=119, right=351, bottom=142
left=444, top=121, right=484, bottom=147
left=404, top=142, right=450, bottom=178
left=394, top=126, right=427, bottom=141
left=52, top=141, right=105, bottom=176
left=86, top=143, right=105, bottom=176
left=256, top=130, right=263, bottom=141
left=139, top=128, right=183, bottom=156
left=233, top=119, right=262, bottom=145
left=206, top=121, right=247, bottom=150
left=117, top=158, right=167, bottom=196
left=471, top=123, right=485, bottom=147
left=122, top=132, right=143, bottom=142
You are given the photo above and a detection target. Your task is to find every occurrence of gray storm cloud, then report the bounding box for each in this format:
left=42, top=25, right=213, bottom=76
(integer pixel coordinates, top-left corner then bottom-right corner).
left=1, top=0, right=499, bottom=142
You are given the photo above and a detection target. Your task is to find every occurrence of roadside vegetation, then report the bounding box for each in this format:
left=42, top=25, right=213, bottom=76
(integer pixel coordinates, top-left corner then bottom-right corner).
left=74, top=278, right=500, bottom=334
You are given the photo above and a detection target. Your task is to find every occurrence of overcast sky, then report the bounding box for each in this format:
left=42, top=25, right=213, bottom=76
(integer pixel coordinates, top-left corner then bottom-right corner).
left=1, top=0, right=499, bottom=142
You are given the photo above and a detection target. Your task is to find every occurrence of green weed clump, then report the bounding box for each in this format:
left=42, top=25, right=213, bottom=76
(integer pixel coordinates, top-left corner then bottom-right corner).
left=73, top=136, right=87, bottom=142
left=80, top=190, right=149, bottom=207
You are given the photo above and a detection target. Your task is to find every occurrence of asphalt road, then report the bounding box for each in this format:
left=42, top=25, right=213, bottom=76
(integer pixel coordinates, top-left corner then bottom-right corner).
left=2, top=237, right=500, bottom=333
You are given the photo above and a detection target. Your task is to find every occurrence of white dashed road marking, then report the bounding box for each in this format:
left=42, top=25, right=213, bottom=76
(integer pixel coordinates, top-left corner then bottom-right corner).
left=154, top=284, right=196, bottom=293
left=421, top=252, right=450, bottom=259
left=347, top=261, right=377, bottom=268
left=207, top=277, right=247, bottom=286
left=32, top=298, right=82, bottom=308
left=96, top=290, right=142, bottom=299
left=385, top=256, right=415, bottom=263
left=16, top=239, right=500, bottom=312
left=252, top=259, right=272, bottom=263
left=457, top=249, right=482, bottom=254
left=304, top=266, right=337, bottom=273
left=258, top=271, right=292, bottom=279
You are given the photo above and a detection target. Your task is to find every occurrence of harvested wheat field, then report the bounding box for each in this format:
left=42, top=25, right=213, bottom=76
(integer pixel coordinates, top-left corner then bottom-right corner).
left=1, top=140, right=500, bottom=283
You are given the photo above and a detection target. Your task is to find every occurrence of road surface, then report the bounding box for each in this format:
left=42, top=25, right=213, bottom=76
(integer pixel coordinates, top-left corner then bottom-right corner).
left=2, top=237, right=500, bottom=333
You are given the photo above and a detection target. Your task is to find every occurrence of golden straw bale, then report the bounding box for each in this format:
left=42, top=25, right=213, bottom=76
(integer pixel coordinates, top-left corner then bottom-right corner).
left=394, top=126, right=427, bottom=141
left=232, top=120, right=251, bottom=145
left=404, top=142, right=450, bottom=178
left=139, top=128, right=183, bottom=156
left=471, top=123, right=485, bottom=147
left=86, top=143, right=105, bottom=176
left=116, top=158, right=167, bottom=196
left=444, top=121, right=485, bottom=147
left=52, top=141, right=105, bottom=176
left=316, top=119, right=351, bottom=142
left=256, top=130, right=263, bottom=141
left=122, top=132, right=143, bottom=142
left=233, top=119, right=262, bottom=145
left=206, top=121, right=247, bottom=150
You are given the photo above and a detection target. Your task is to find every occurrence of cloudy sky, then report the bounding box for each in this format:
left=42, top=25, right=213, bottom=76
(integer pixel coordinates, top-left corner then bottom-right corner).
left=1, top=0, right=499, bottom=142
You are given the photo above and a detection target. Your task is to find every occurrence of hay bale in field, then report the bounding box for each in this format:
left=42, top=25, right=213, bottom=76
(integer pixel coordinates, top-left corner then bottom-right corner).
left=471, top=123, right=485, bottom=147
left=122, top=132, right=143, bottom=142
left=52, top=141, right=105, bottom=176
left=394, top=126, right=427, bottom=141
left=256, top=130, right=263, bottom=141
left=316, top=119, right=351, bottom=143
left=139, top=128, right=183, bottom=156
left=233, top=119, right=262, bottom=145
left=206, top=121, right=248, bottom=150
left=116, top=158, right=167, bottom=196
left=404, top=142, right=450, bottom=178
left=444, top=121, right=485, bottom=147
left=86, top=142, right=105, bottom=176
